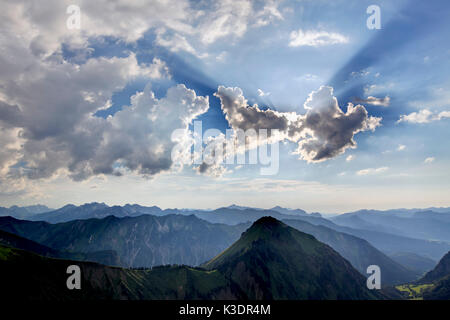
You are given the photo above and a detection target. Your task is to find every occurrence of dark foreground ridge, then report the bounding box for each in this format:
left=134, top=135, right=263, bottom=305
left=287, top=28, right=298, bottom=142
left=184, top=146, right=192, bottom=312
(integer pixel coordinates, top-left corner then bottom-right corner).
left=0, top=217, right=384, bottom=300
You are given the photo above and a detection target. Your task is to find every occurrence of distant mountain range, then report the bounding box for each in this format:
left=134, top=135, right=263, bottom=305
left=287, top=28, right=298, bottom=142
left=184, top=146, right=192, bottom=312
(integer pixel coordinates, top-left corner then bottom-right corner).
left=0, top=204, right=52, bottom=220
left=20, top=203, right=318, bottom=224
left=0, top=217, right=385, bottom=300
left=1, top=203, right=449, bottom=286
left=0, top=214, right=422, bottom=285
left=11, top=203, right=448, bottom=260
left=331, top=209, right=450, bottom=242
left=388, top=252, right=436, bottom=276
left=0, top=215, right=246, bottom=268
left=4, top=203, right=450, bottom=246
left=283, top=219, right=420, bottom=284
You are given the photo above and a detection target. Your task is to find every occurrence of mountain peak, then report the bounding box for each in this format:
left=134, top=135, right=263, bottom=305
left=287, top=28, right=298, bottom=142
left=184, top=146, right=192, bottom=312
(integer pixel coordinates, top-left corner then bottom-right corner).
left=203, top=216, right=380, bottom=299
left=269, top=206, right=307, bottom=216
left=253, top=216, right=282, bottom=226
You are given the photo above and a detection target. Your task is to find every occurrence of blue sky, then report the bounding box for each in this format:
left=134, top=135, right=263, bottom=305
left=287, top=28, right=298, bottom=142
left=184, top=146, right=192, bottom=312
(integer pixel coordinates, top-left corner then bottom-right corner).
left=0, top=0, right=449, bottom=212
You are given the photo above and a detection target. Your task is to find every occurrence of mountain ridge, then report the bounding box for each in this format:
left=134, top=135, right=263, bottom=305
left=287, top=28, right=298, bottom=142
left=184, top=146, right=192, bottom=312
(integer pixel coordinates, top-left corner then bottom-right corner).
left=0, top=217, right=386, bottom=300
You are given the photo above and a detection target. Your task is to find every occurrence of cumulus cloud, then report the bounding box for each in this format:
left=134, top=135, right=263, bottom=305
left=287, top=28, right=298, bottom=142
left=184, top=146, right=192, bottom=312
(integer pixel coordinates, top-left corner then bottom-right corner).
left=0, top=0, right=193, bottom=57
left=0, top=0, right=233, bottom=189
left=0, top=52, right=169, bottom=180
left=289, top=29, right=349, bottom=47
left=0, top=127, right=24, bottom=177
left=354, top=96, right=390, bottom=107
left=2, top=0, right=283, bottom=60
left=346, top=155, right=355, bottom=162
left=397, top=144, right=406, bottom=151
left=0, top=2, right=206, bottom=183
left=0, top=0, right=378, bottom=186
left=215, top=86, right=290, bottom=133
left=424, top=157, right=435, bottom=164
left=89, top=84, right=209, bottom=179
left=214, top=85, right=381, bottom=163
left=357, top=167, right=389, bottom=176
left=397, top=109, right=450, bottom=123
left=1, top=79, right=208, bottom=182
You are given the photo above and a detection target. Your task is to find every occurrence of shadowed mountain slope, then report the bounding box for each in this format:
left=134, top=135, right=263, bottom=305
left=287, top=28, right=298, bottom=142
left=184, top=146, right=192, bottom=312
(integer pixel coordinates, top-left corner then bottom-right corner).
left=203, top=217, right=383, bottom=300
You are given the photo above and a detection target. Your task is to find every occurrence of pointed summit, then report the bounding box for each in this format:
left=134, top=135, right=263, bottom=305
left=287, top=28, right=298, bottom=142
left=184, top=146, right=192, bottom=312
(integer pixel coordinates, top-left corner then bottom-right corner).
left=203, top=217, right=382, bottom=299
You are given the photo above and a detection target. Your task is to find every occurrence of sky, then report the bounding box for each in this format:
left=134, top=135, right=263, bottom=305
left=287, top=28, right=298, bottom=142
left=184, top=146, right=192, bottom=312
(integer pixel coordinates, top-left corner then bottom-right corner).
left=0, top=0, right=450, bottom=213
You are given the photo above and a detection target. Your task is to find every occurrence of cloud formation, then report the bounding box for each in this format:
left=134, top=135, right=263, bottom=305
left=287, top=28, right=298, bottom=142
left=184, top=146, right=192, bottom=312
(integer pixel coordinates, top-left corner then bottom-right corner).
left=0, top=6, right=206, bottom=183
left=354, top=96, right=390, bottom=107
left=0, top=0, right=284, bottom=187
left=289, top=29, right=349, bottom=47
left=154, top=0, right=284, bottom=56
left=356, top=167, right=389, bottom=176
left=0, top=1, right=381, bottom=186
left=214, top=85, right=382, bottom=163
left=397, top=109, right=450, bottom=123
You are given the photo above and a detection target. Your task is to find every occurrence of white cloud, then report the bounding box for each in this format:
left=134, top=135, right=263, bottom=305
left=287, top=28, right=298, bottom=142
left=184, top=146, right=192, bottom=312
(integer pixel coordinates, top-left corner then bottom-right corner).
left=397, top=144, right=406, bottom=151
left=155, top=30, right=208, bottom=58
left=356, top=167, right=389, bottom=176
left=351, top=69, right=370, bottom=78
left=216, top=51, right=228, bottom=62
left=0, top=1, right=177, bottom=183
left=424, top=157, right=435, bottom=164
left=363, top=83, right=395, bottom=96
left=298, top=74, right=319, bottom=81
left=346, top=155, right=355, bottom=162
left=257, top=89, right=270, bottom=97
left=354, top=96, right=390, bottom=107
left=2, top=0, right=283, bottom=61
left=397, top=109, right=450, bottom=124
left=0, top=0, right=289, bottom=187
left=197, top=0, right=283, bottom=45
left=289, top=29, right=349, bottom=47
left=0, top=22, right=207, bottom=182
left=253, top=0, right=284, bottom=27
left=0, top=0, right=194, bottom=58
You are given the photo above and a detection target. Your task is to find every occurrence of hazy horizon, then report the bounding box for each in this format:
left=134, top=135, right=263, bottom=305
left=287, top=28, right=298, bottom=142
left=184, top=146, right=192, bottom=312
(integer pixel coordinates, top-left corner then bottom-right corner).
left=4, top=200, right=450, bottom=216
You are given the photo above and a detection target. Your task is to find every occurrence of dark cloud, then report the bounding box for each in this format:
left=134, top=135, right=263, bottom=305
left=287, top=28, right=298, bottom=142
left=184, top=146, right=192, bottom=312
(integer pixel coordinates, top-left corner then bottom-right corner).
left=214, top=85, right=381, bottom=163
left=215, top=86, right=289, bottom=132
left=0, top=101, right=23, bottom=127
